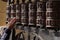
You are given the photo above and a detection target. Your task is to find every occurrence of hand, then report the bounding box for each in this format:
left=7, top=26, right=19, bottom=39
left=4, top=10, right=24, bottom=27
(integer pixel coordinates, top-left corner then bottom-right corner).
left=8, top=17, right=16, bottom=29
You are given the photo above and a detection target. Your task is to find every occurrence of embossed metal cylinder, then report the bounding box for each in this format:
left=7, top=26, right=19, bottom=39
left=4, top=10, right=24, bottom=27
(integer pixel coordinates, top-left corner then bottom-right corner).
left=6, top=0, right=11, bottom=23
left=46, top=0, right=60, bottom=28
left=16, top=0, right=21, bottom=24
left=21, top=0, right=28, bottom=26
left=11, top=4, right=16, bottom=18
left=36, top=0, right=46, bottom=28
left=6, top=5, right=11, bottom=21
left=28, top=0, right=36, bottom=27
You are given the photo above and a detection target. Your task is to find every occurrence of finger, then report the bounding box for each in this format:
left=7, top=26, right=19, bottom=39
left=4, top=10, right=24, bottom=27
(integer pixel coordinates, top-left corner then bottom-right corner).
left=9, top=17, right=16, bottom=24
left=8, top=17, right=16, bottom=29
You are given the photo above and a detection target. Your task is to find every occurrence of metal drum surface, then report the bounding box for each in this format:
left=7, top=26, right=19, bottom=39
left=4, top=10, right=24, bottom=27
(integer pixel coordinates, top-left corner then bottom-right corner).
left=16, top=0, right=21, bottom=24
left=46, top=0, right=60, bottom=29
left=36, top=1, right=46, bottom=28
left=28, top=0, right=36, bottom=26
left=21, top=0, right=28, bottom=26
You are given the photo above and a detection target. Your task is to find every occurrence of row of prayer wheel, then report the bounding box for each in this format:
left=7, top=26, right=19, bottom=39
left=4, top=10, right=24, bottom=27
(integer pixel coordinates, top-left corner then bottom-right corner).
left=6, top=0, right=60, bottom=29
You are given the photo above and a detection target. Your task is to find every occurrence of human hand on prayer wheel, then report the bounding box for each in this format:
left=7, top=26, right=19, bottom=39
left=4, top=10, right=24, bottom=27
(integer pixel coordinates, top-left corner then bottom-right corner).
left=0, top=17, right=16, bottom=40
left=7, top=17, right=16, bottom=29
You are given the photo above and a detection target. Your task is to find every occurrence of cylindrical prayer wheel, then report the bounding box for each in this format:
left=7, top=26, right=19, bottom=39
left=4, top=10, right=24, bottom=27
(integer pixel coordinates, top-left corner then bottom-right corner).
left=6, top=0, right=15, bottom=21
left=6, top=6, right=11, bottom=22
left=28, top=0, right=36, bottom=27
left=10, top=0, right=16, bottom=18
left=6, top=0, right=11, bottom=23
left=46, top=0, right=60, bottom=29
left=36, top=0, right=46, bottom=28
left=16, top=0, right=21, bottom=24
left=21, top=0, right=28, bottom=26
left=11, top=4, right=16, bottom=18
